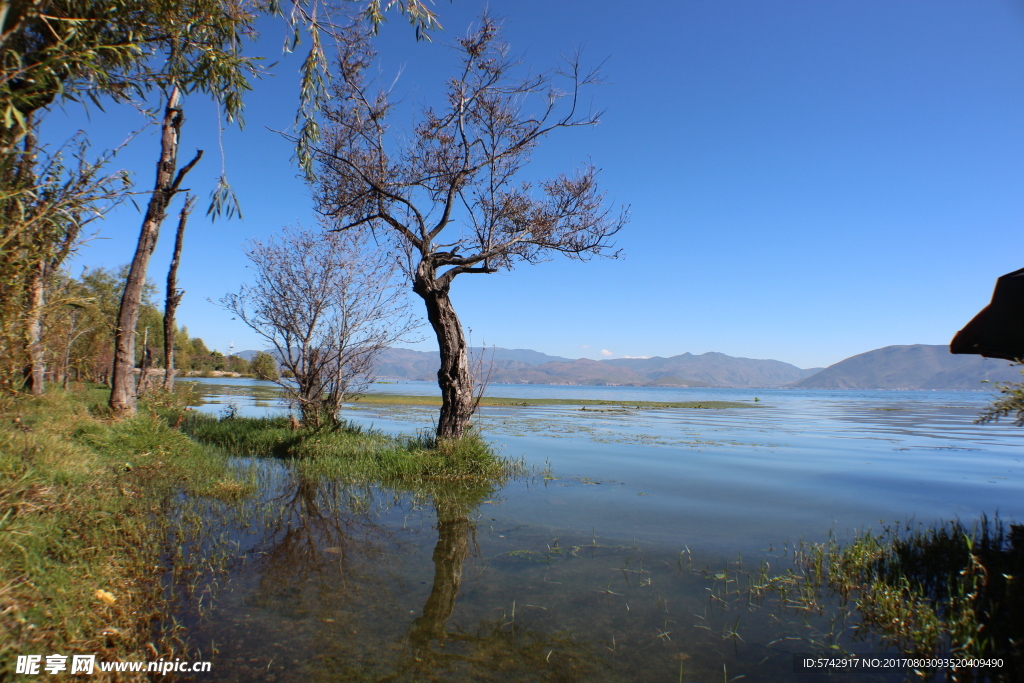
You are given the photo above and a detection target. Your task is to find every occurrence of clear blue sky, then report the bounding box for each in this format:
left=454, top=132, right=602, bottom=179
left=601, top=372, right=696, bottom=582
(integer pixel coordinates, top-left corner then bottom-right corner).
left=41, top=0, right=1024, bottom=369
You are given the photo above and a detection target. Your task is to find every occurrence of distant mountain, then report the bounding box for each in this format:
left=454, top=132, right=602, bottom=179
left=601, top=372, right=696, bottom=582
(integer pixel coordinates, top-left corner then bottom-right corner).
left=487, top=358, right=647, bottom=385
left=225, top=343, right=1023, bottom=391
left=482, top=348, right=575, bottom=365
left=603, top=352, right=821, bottom=388
left=371, top=347, right=819, bottom=387
left=373, top=347, right=576, bottom=382
left=793, top=344, right=1022, bottom=390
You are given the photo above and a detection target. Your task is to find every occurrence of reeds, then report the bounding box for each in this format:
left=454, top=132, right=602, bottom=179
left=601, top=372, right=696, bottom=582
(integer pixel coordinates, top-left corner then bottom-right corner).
left=744, top=517, right=1024, bottom=680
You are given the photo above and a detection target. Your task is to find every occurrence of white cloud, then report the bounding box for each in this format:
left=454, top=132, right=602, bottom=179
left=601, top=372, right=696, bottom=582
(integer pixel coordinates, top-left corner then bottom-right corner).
left=600, top=349, right=613, bottom=357
left=581, top=344, right=590, bottom=349
left=622, top=355, right=650, bottom=359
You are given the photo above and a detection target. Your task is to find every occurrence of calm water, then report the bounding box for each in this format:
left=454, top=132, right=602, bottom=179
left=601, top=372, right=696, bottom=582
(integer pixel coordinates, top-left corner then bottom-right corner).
left=178, top=381, right=1024, bottom=681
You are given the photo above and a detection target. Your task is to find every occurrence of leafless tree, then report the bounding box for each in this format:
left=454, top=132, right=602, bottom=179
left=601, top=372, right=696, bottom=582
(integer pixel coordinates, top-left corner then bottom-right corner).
left=163, top=194, right=194, bottom=391
left=222, top=226, right=418, bottom=427
left=311, top=18, right=628, bottom=440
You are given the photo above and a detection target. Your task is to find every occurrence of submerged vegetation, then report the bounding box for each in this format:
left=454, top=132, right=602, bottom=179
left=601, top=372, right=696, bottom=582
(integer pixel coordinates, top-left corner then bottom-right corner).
left=192, top=381, right=757, bottom=411
left=349, top=393, right=755, bottom=410
left=742, top=517, right=1024, bottom=680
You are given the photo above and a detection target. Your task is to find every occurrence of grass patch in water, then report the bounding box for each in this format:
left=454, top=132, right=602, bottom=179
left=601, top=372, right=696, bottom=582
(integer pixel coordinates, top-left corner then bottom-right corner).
left=182, top=413, right=523, bottom=483
left=184, top=382, right=757, bottom=410
left=348, top=393, right=755, bottom=409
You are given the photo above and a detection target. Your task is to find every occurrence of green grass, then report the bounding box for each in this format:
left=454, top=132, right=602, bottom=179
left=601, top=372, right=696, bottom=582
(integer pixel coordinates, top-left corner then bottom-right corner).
left=182, top=413, right=523, bottom=483
left=0, top=384, right=254, bottom=678
left=749, top=517, right=1024, bottom=675
left=185, top=381, right=758, bottom=410
left=348, top=393, right=755, bottom=410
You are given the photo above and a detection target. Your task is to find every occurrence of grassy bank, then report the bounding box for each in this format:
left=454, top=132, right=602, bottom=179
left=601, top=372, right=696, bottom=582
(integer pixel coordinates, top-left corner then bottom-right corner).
left=0, top=387, right=519, bottom=679
left=0, top=386, right=254, bottom=679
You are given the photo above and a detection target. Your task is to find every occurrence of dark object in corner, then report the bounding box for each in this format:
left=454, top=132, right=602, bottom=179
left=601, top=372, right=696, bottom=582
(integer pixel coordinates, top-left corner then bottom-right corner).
left=951, top=267, right=1024, bottom=361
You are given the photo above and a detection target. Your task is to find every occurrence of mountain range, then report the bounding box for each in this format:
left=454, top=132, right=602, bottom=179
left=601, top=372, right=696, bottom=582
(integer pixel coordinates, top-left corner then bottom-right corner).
left=236, top=344, right=1022, bottom=390
left=354, top=346, right=821, bottom=388
left=793, top=344, right=1021, bottom=390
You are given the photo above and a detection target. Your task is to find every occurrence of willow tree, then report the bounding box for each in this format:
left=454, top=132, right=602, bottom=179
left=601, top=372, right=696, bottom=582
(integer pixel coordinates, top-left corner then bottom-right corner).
left=0, top=0, right=439, bottom=403
left=313, top=19, right=628, bottom=440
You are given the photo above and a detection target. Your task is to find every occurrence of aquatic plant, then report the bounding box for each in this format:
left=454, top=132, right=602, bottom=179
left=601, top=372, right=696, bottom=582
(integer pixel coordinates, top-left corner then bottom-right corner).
left=752, top=517, right=1024, bottom=681
left=182, top=413, right=524, bottom=484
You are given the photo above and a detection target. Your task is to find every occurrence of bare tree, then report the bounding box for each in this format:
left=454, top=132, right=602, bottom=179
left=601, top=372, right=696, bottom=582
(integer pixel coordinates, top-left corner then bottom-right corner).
left=163, top=195, right=194, bottom=391
left=311, top=18, right=628, bottom=440
left=222, top=226, right=418, bottom=427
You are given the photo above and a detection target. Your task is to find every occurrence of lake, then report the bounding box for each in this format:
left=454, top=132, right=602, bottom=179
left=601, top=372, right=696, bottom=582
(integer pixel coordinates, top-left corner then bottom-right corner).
left=176, top=380, right=1024, bottom=681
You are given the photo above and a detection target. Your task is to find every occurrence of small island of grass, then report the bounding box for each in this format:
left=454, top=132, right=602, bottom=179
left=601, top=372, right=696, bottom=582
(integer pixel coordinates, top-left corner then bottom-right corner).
left=347, top=393, right=757, bottom=410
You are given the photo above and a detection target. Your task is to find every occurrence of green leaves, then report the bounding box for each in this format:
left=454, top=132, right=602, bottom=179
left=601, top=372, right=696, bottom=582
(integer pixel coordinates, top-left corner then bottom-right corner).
left=2, top=104, right=26, bottom=132
left=362, top=0, right=442, bottom=41
left=207, top=174, right=243, bottom=221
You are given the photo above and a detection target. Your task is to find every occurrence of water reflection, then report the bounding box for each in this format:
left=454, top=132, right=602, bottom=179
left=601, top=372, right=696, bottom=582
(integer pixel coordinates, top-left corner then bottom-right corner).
left=182, top=468, right=605, bottom=681
left=408, top=492, right=472, bottom=645
left=253, top=475, right=395, bottom=601
left=175, top=382, right=1024, bottom=681
left=181, top=463, right=908, bottom=682
left=392, top=490, right=600, bottom=682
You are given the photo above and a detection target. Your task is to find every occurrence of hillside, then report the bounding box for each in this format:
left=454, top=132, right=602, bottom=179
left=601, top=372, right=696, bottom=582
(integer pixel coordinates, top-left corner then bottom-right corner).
left=240, top=343, right=1022, bottom=390
left=793, top=344, right=1022, bottom=390
left=603, top=352, right=820, bottom=388
left=373, top=347, right=576, bottom=382
left=368, top=347, right=820, bottom=387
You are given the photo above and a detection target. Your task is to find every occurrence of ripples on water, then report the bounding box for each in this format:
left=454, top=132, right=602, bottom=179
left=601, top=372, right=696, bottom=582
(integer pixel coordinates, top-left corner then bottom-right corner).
left=178, top=381, right=1023, bottom=681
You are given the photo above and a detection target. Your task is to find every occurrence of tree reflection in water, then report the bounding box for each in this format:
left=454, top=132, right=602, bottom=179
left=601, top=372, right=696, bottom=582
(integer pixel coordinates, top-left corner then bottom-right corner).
left=246, top=473, right=398, bottom=618
left=388, top=485, right=600, bottom=682
left=211, top=471, right=601, bottom=681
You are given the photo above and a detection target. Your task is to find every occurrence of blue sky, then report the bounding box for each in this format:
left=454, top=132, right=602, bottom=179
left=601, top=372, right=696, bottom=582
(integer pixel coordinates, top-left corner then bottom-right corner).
left=41, top=1, right=1024, bottom=369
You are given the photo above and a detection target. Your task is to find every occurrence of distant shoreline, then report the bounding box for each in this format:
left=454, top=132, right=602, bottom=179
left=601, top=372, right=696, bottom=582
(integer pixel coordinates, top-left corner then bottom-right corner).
left=348, top=393, right=754, bottom=409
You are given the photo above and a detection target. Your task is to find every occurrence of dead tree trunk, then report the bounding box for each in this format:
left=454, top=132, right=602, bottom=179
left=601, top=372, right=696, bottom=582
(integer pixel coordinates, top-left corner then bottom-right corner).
left=109, top=86, right=202, bottom=416
left=413, top=265, right=474, bottom=441
left=163, top=195, right=194, bottom=391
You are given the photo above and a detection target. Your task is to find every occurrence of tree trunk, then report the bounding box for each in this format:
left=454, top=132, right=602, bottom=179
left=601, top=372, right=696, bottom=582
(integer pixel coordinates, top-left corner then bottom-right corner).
left=60, top=313, right=77, bottom=390
left=162, top=313, right=177, bottom=391
left=16, top=121, right=44, bottom=396
left=163, top=196, right=193, bottom=391
left=138, top=342, right=153, bottom=395
left=414, top=268, right=474, bottom=441
left=109, top=87, right=201, bottom=416
left=25, top=261, right=45, bottom=394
